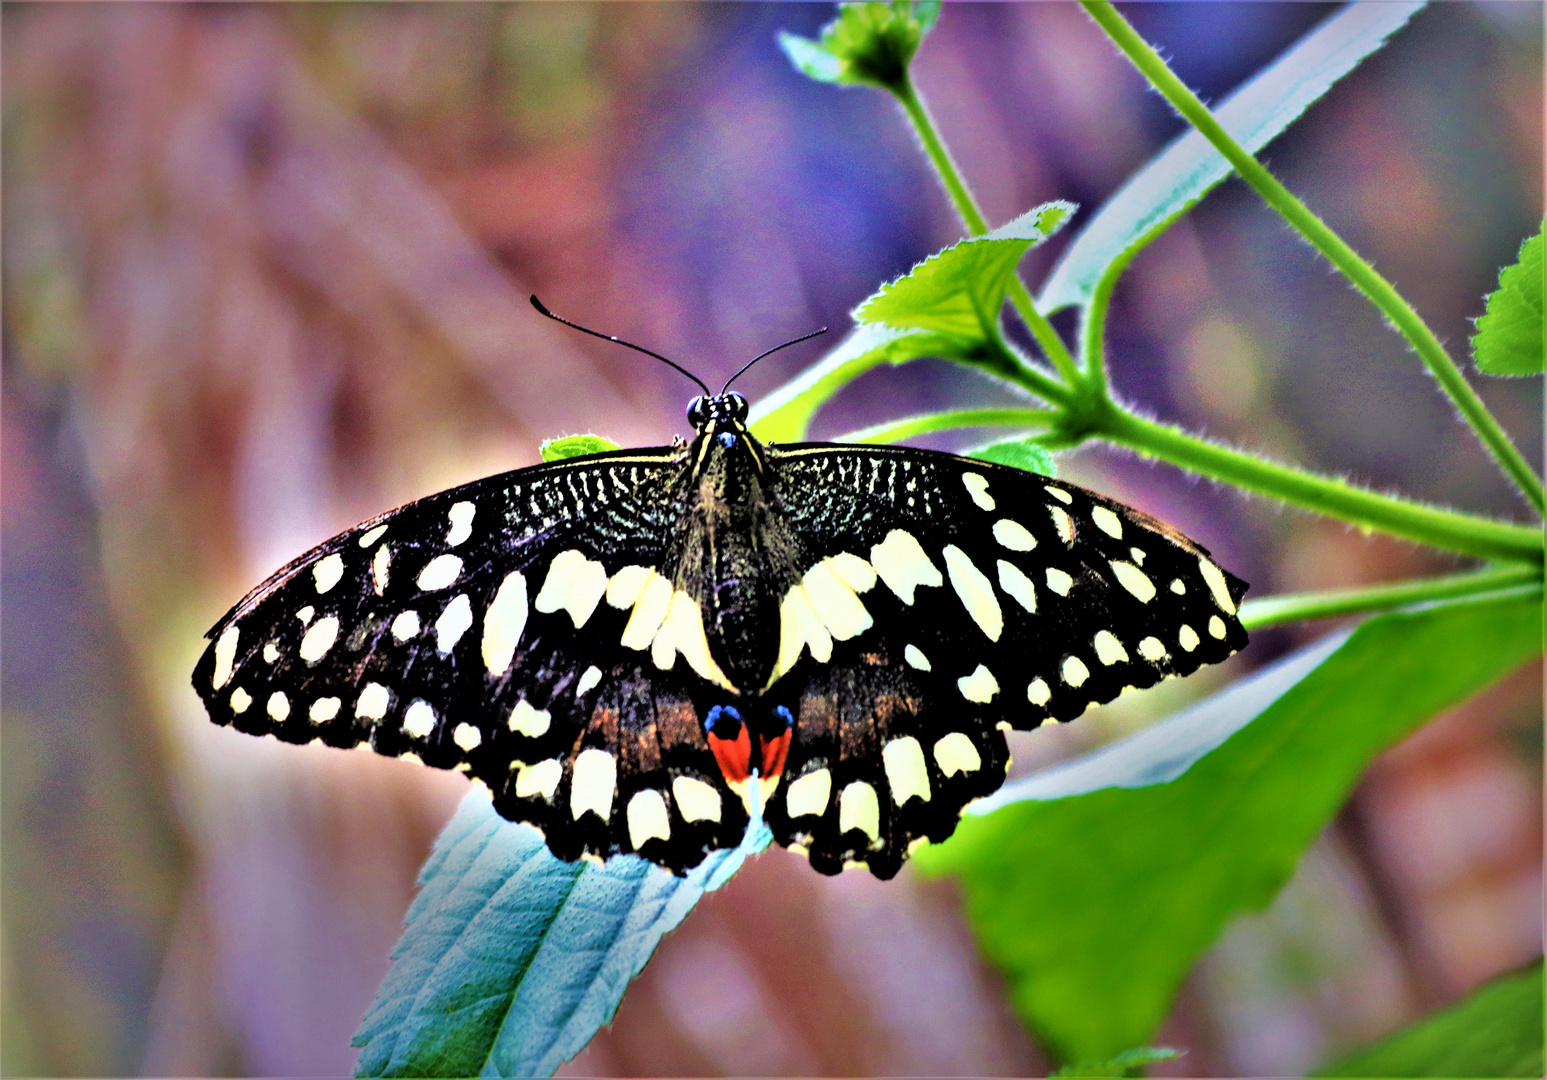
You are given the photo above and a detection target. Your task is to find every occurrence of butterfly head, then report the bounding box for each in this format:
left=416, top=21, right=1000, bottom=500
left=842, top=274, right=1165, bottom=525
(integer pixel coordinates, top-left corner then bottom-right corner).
left=686, top=392, right=749, bottom=432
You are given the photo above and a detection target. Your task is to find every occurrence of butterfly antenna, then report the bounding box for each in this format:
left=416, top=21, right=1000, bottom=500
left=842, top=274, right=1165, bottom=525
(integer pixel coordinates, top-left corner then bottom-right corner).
left=720, top=326, right=828, bottom=396
left=531, top=295, right=711, bottom=397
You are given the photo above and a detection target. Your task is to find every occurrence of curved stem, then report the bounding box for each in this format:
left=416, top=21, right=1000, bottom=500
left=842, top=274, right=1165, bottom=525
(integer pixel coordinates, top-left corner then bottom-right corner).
left=1239, top=565, right=1543, bottom=630
left=1097, top=406, right=1544, bottom=564
left=894, top=79, right=1082, bottom=385
left=835, top=408, right=1058, bottom=446
left=1081, top=0, right=1546, bottom=517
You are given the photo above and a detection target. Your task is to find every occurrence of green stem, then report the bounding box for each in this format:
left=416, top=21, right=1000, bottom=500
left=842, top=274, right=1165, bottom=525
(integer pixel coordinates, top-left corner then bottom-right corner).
left=1239, top=565, right=1543, bottom=630
left=1098, top=406, right=1543, bottom=564
left=836, top=407, right=1058, bottom=446
left=894, top=78, right=1082, bottom=384
left=1081, top=0, right=1546, bottom=518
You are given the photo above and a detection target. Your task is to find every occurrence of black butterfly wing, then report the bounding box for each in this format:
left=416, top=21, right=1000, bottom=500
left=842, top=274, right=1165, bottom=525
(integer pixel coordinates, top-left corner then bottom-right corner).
left=192, top=448, right=748, bottom=874
left=758, top=443, right=1248, bottom=877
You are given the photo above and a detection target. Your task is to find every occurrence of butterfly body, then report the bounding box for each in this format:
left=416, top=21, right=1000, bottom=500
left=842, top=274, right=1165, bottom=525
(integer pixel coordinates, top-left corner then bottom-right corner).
left=195, top=392, right=1248, bottom=879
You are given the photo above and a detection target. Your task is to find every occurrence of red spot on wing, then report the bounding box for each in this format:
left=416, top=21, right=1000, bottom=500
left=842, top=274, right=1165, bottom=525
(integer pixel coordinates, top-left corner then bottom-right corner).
left=709, top=726, right=753, bottom=784
left=759, top=729, right=791, bottom=784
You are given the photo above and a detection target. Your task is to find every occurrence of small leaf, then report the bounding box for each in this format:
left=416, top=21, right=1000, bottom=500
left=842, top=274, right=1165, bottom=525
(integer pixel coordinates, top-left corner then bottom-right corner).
left=1314, top=959, right=1542, bottom=1078
left=747, top=323, right=966, bottom=443
left=1039, top=2, right=1423, bottom=314
left=857, top=201, right=1076, bottom=336
left=353, top=788, right=769, bottom=1079
left=914, top=590, right=1541, bottom=1065
left=539, top=434, right=622, bottom=463
left=777, top=1, right=942, bottom=95
left=1473, top=224, right=1544, bottom=376
left=1051, top=1045, right=1182, bottom=1078
left=968, top=438, right=1056, bottom=478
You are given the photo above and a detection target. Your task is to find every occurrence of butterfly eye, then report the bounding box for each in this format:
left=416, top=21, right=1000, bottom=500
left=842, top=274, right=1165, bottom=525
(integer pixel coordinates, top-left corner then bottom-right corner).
left=726, top=392, right=749, bottom=423
left=686, top=396, right=707, bottom=427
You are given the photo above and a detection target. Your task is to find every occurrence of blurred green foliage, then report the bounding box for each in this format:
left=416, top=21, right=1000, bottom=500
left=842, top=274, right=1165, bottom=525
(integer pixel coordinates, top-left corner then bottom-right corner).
left=1473, top=223, right=1544, bottom=378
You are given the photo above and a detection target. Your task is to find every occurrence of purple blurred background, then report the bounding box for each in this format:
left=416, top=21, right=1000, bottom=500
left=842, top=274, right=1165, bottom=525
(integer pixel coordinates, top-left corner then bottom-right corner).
left=3, top=3, right=1540, bottom=1075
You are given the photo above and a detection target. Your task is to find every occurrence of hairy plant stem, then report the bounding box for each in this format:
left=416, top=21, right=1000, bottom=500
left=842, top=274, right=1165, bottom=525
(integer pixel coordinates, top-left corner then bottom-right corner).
left=1081, top=0, right=1546, bottom=517
left=837, top=407, right=1059, bottom=445
left=1239, top=565, right=1543, bottom=631
left=1096, top=407, right=1543, bottom=563
left=894, top=78, right=1082, bottom=385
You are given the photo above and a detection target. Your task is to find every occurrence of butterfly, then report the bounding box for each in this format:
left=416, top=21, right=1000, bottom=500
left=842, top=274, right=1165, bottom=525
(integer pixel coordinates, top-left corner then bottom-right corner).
left=193, top=298, right=1248, bottom=879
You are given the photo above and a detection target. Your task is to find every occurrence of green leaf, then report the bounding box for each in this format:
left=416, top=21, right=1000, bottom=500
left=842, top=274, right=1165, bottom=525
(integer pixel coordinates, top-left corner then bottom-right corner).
left=1039, top=2, right=1423, bottom=314
left=858, top=201, right=1076, bottom=336
left=1051, top=1045, right=1181, bottom=1078
left=776, top=1, right=941, bottom=95
left=914, top=591, right=1541, bottom=1065
left=747, top=323, right=964, bottom=443
left=1315, top=959, right=1543, bottom=1078
left=748, top=203, right=1073, bottom=444
left=539, top=434, right=622, bottom=462
left=1473, top=224, right=1544, bottom=376
left=353, top=788, right=769, bottom=1079
left=968, top=437, right=1056, bottom=477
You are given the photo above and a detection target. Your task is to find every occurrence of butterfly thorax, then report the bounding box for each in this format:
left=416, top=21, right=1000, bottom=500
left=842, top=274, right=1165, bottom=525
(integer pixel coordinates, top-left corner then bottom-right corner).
left=676, top=417, right=799, bottom=695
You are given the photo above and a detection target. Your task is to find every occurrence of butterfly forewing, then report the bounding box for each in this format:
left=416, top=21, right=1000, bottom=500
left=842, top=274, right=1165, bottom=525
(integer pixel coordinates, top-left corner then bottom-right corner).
left=195, top=448, right=748, bottom=873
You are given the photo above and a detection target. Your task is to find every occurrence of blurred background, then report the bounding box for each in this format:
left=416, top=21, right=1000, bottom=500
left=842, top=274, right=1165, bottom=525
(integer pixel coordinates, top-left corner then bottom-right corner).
left=2, top=2, right=1540, bottom=1076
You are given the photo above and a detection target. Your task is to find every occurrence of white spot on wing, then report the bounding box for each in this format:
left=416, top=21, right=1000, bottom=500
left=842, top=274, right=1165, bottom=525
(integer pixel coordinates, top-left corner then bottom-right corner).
left=620, top=572, right=672, bottom=650
left=416, top=554, right=463, bottom=591
left=452, top=722, right=482, bottom=751
left=508, top=698, right=551, bottom=737
left=516, top=758, right=563, bottom=801
left=297, top=605, right=315, bottom=625
left=958, top=664, right=1000, bottom=703
left=481, top=571, right=528, bottom=676
left=839, top=781, right=881, bottom=843
left=575, top=665, right=602, bottom=697
left=961, top=472, right=995, bottom=510
left=992, top=519, right=1036, bottom=551
left=535, top=549, right=608, bottom=629
left=944, top=545, right=1002, bottom=641
left=372, top=544, right=392, bottom=595
left=1178, top=624, right=1200, bottom=651
left=904, top=644, right=931, bottom=671
left=627, top=789, right=671, bottom=848
left=997, top=560, right=1037, bottom=612
left=651, top=590, right=736, bottom=691
left=570, top=749, right=617, bottom=821
left=785, top=769, right=832, bottom=819
left=673, top=776, right=722, bottom=823
left=869, top=529, right=942, bottom=605
left=802, top=560, right=872, bottom=640
left=1062, top=655, right=1090, bottom=687
left=1091, top=506, right=1123, bottom=538
left=1044, top=484, right=1073, bottom=505
left=1110, top=560, right=1156, bottom=602
left=1045, top=567, right=1074, bottom=596
left=883, top=737, right=931, bottom=805
left=313, top=554, right=344, bottom=594
left=1027, top=678, right=1051, bottom=706
left=310, top=696, right=341, bottom=723
left=1209, top=615, right=1228, bottom=639
left=605, top=565, right=654, bottom=609
left=359, top=524, right=387, bottom=548
left=263, top=642, right=280, bottom=663
left=1093, top=630, right=1129, bottom=665
left=402, top=700, right=436, bottom=739
left=771, top=583, right=833, bottom=685
left=436, top=594, right=473, bottom=653
left=229, top=686, right=251, bottom=713
left=212, top=626, right=239, bottom=689
left=1198, top=558, right=1238, bottom=614
left=1171, top=578, right=1186, bottom=594
left=299, top=615, right=339, bottom=662
left=1138, top=636, right=1168, bottom=661
left=356, top=682, right=390, bottom=720
left=445, top=501, right=476, bottom=547
left=267, top=691, right=291, bottom=721
left=826, top=552, right=876, bottom=593
left=933, top=732, right=981, bottom=776
left=391, top=610, right=420, bottom=641
left=1049, top=506, right=1074, bottom=544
